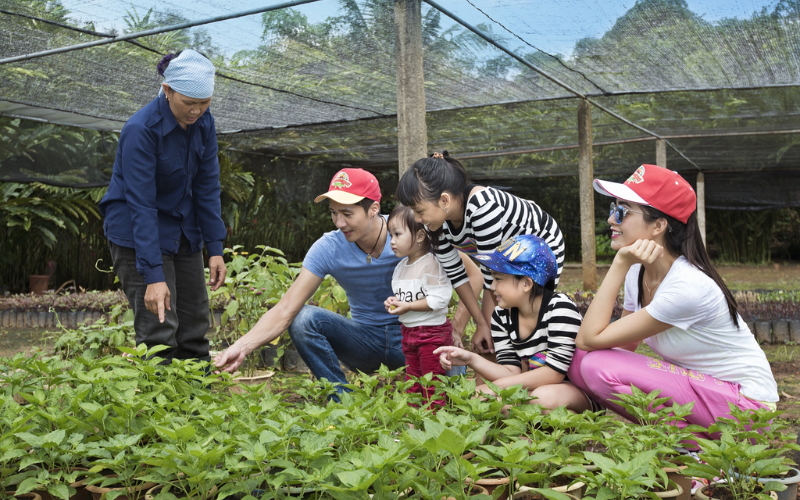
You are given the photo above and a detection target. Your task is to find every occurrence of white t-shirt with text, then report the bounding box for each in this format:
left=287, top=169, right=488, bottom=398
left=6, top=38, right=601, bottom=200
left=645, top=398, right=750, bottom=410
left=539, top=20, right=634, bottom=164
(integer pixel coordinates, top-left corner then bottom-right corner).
left=624, top=257, right=778, bottom=403
left=391, top=253, right=453, bottom=328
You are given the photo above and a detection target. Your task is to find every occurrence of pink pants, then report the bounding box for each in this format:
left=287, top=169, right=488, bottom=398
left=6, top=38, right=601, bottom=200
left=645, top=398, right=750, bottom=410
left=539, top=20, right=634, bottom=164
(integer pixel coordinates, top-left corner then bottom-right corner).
left=567, top=348, right=769, bottom=439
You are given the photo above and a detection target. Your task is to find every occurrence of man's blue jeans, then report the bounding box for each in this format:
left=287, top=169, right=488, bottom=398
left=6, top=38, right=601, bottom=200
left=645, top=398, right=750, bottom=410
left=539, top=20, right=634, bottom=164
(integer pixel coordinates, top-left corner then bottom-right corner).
left=288, top=305, right=405, bottom=389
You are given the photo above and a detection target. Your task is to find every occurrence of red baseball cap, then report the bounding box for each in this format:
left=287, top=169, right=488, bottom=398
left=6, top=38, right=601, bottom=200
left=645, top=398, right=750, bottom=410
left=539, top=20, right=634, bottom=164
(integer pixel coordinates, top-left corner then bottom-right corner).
left=593, top=164, right=696, bottom=224
left=314, top=168, right=382, bottom=204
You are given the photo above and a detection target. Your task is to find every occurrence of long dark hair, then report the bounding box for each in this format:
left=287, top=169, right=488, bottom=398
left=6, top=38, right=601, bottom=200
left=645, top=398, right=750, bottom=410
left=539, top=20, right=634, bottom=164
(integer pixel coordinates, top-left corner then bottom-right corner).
left=637, top=207, right=740, bottom=327
left=396, top=150, right=469, bottom=207
left=396, top=151, right=468, bottom=249
left=388, top=204, right=432, bottom=254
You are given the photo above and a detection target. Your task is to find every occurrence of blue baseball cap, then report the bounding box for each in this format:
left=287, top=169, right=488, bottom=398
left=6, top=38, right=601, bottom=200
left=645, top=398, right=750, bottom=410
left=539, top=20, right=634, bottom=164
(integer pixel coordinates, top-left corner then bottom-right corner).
left=472, top=235, right=558, bottom=288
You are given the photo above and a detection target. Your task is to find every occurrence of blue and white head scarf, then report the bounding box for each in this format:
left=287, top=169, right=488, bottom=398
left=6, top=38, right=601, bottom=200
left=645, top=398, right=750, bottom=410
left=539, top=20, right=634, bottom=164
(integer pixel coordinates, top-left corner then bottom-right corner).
left=158, top=49, right=215, bottom=99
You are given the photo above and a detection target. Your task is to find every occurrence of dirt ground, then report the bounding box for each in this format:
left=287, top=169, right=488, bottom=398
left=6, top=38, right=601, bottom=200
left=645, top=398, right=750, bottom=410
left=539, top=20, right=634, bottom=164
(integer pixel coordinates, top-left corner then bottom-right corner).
left=559, top=261, right=800, bottom=291
left=0, top=328, right=52, bottom=358
left=769, top=346, right=800, bottom=433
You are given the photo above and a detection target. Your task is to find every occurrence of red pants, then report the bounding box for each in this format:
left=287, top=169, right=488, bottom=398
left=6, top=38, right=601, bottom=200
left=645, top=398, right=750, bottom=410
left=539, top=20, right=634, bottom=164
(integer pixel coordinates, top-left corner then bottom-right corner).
left=402, top=320, right=452, bottom=408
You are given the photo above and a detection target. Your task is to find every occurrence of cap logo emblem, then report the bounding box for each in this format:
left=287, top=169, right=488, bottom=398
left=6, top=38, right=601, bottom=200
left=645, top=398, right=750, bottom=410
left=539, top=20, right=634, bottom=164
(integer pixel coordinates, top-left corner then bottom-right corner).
left=497, top=238, right=527, bottom=261
left=474, top=255, right=491, bottom=261
left=626, top=165, right=646, bottom=185
left=331, top=172, right=352, bottom=190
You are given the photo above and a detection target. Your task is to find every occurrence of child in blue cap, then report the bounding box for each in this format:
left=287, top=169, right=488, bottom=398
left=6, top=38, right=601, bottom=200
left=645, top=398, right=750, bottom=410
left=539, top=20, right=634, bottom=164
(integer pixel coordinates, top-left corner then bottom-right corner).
left=435, top=234, right=599, bottom=412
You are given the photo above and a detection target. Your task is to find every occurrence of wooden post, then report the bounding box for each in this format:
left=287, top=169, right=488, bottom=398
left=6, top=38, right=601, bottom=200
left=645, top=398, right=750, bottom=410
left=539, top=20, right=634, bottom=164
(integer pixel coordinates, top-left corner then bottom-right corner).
left=697, top=172, right=706, bottom=246
left=656, top=139, right=667, bottom=167
left=394, top=0, right=427, bottom=177
left=578, top=99, right=597, bottom=291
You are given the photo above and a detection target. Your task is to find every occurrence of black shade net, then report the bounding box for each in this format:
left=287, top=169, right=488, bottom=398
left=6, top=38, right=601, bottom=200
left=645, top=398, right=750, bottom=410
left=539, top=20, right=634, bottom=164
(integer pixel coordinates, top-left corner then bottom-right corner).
left=1, top=0, right=800, bottom=209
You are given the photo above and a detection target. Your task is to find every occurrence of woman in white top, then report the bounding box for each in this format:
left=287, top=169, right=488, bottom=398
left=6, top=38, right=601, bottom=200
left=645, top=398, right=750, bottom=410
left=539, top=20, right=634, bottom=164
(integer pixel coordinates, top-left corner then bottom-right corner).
left=384, top=204, right=455, bottom=408
left=570, top=164, right=778, bottom=436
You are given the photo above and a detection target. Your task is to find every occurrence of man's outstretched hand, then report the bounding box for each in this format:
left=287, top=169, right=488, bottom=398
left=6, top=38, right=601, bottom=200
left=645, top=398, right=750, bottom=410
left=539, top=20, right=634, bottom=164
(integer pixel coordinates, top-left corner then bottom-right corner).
left=214, top=344, right=246, bottom=373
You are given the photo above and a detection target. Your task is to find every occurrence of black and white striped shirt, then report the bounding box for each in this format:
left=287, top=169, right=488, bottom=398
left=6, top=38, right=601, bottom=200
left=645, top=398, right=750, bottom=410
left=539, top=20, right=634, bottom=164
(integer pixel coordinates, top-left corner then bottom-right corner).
left=435, top=187, right=565, bottom=289
left=492, top=291, right=582, bottom=375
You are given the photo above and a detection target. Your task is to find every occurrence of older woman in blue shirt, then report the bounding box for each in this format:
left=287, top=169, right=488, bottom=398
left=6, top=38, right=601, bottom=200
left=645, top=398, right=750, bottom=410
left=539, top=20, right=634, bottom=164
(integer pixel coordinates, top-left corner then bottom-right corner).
left=99, top=49, right=227, bottom=362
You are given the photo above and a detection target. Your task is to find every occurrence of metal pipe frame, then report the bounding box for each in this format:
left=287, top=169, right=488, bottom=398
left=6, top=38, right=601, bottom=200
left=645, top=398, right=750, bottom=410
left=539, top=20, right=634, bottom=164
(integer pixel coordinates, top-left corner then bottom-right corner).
left=0, top=3, right=385, bottom=115
left=0, top=0, right=321, bottom=65
left=2, top=0, right=798, bottom=166
left=453, top=127, right=800, bottom=160
left=423, top=0, right=702, bottom=171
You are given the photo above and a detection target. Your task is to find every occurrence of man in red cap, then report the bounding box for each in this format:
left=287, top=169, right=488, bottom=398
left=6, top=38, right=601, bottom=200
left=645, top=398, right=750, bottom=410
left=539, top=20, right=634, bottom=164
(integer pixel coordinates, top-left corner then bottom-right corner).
left=214, top=168, right=406, bottom=391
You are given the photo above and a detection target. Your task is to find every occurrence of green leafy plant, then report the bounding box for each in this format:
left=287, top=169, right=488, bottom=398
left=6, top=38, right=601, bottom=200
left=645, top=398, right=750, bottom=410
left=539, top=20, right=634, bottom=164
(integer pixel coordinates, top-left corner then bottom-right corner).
left=684, top=405, right=800, bottom=500
left=580, top=448, right=665, bottom=500
left=401, top=416, right=493, bottom=500
left=683, top=432, right=788, bottom=500
left=52, top=306, right=134, bottom=359
left=312, top=275, right=350, bottom=316
left=0, top=394, right=34, bottom=500
left=12, top=430, right=89, bottom=500
left=211, top=245, right=301, bottom=376
left=610, top=386, right=700, bottom=464
left=141, top=421, right=232, bottom=500
left=2, top=345, right=798, bottom=500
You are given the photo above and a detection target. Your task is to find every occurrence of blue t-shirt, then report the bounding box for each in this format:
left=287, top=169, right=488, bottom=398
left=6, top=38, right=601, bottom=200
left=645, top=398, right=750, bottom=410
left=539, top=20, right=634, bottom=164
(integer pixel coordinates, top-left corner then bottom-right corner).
left=303, top=217, right=401, bottom=327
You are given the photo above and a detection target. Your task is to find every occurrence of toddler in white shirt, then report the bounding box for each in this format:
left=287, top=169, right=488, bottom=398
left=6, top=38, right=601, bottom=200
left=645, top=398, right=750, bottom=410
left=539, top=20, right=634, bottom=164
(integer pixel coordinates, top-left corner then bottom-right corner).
left=384, top=204, right=454, bottom=408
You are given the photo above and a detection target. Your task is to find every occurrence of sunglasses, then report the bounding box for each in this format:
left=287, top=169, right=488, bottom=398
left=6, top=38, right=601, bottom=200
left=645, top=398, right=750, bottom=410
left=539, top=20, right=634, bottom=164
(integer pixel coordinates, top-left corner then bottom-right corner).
left=609, top=202, right=645, bottom=224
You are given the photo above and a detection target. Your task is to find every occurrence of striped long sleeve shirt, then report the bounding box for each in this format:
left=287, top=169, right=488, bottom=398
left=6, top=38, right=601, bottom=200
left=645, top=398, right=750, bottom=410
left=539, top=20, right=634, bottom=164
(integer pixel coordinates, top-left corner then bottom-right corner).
left=435, top=187, right=565, bottom=289
left=492, top=291, right=582, bottom=375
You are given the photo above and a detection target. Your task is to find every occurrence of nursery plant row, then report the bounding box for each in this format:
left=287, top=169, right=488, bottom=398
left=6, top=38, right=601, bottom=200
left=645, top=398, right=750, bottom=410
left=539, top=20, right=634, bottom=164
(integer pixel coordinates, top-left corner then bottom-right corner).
left=1, top=345, right=799, bottom=500
left=2, top=270, right=799, bottom=323
left=2, top=308, right=799, bottom=347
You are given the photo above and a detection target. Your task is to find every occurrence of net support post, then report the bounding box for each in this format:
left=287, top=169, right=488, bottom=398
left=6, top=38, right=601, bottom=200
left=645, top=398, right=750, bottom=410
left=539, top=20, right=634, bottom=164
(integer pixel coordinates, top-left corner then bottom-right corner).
left=696, top=172, right=706, bottom=246
left=578, top=99, right=597, bottom=291
left=656, top=139, right=667, bottom=167
left=394, top=0, right=428, bottom=176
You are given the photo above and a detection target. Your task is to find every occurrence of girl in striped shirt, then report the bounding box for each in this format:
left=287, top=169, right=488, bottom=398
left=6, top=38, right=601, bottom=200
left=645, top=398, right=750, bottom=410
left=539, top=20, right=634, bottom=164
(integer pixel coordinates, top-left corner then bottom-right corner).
left=397, top=151, right=566, bottom=355
left=435, top=235, right=594, bottom=411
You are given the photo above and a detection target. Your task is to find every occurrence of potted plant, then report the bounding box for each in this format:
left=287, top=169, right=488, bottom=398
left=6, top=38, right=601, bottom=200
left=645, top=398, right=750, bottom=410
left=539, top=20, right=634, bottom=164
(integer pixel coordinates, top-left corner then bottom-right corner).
left=685, top=405, right=799, bottom=500
left=685, top=433, right=783, bottom=500
left=512, top=404, right=624, bottom=499
left=513, top=438, right=589, bottom=499
left=12, top=429, right=92, bottom=500
left=711, top=406, right=800, bottom=500
left=400, top=417, right=493, bottom=500
left=467, top=439, right=537, bottom=500
left=317, top=433, right=417, bottom=500
left=84, top=435, right=155, bottom=500
left=578, top=448, right=683, bottom=499
left=211, top=246, right=300, bottom=379
left=610, top=387, right=702, bottom=500
left=140, top=423, right=232, bottom=500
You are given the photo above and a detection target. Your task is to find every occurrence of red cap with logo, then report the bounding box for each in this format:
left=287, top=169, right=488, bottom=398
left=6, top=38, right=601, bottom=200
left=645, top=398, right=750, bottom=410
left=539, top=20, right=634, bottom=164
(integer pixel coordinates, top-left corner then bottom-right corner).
left=314, top=168, right=382, bottom=204
left=593, top=164, right=696, bottom=223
